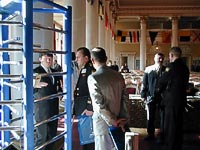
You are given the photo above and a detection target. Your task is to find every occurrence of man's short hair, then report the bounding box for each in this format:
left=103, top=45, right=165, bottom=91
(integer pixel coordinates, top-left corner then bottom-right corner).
left=39, top=52, right=53, bottom=58
left=91, top=47, right=107, bottom=63
left=170, top=47, right=182, bottom=57
left=157, top=52, right=164, bottom=58
left=72, top=52, right=76, bottom=61
left=77, top=47, right=91, bottom=59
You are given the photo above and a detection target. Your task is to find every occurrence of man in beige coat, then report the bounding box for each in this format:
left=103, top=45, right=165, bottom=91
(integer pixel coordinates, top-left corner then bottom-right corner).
left=88, top=47, right=130, bottom=150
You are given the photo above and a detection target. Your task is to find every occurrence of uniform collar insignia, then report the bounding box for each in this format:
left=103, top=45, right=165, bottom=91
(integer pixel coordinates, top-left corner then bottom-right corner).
left=165, top=67, right=170, bottom=72
left=81, top=68, right=87, bottom=73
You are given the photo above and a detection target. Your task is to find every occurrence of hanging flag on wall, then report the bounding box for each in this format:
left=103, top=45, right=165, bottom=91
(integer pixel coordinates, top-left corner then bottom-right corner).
left=191, top=31, right=200, bottom=43
left=116, top=30, right=128, bottom=42
left=129, top=31, right=139, bottom=43
left=179, top=30, right=190, bottom=42
left=116, top=30, right=139, bottom=43
left=105, top=11, right=108, bottom=30
left=162, top=31, right=171, bottom=43
left=149, top=31, right=158, bottom=45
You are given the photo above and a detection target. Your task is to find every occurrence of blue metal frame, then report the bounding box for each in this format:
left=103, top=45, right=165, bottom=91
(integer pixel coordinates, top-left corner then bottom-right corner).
left=63, top=6, right=72, bottom=150
left=0, top=14, right=11, bottom=147
left=22, top=1, right=34, bottom=149
left=0, top=0, right=72, bottom=149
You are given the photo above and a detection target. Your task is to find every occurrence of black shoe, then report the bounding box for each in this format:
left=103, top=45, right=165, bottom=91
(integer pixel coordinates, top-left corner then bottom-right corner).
left=144, top=135, right=155, bottom=141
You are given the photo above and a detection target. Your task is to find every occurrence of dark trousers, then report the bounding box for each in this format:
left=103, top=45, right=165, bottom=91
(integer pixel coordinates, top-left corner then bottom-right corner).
left=35, top=119, right=58, bottom=150
left=146, top=102, right=156, bottom=136
left=82, top=143, right=95, bottom=150
left=164, top=107, right=183, bottom=150
left=146, top=101, right=164, bottom=137
left=159, top=106, right=165, bottom=140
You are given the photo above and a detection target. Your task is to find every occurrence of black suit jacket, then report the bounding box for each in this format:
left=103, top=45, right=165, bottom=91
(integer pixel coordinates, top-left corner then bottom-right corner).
left=141, top=64, right=166, bottom=104
left=73, top=61, right=95, bottom=115
left=33, top=65, right=61, bottom=121
left=158, top=58, right=189, bottom=108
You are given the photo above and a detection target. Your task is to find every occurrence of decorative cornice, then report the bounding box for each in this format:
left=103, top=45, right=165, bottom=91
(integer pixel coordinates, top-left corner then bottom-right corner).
left=116, top=6, right=200, bottom=17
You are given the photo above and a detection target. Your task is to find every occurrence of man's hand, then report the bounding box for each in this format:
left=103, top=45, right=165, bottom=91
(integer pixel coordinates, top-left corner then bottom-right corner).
left=34, top=74, right=48, bottom=88
left=81, top=109, right=93, bottom=116
left=113, top=118, right=128, bottom=132
left=34, top=82, right=48, bottom=88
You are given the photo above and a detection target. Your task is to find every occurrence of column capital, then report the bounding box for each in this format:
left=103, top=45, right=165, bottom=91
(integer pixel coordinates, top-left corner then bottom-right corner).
left=169, top=16, right=180, bottom=22
left=87, top=0, right=95, bottom=5
left=139, top=16, right=148, bottom=23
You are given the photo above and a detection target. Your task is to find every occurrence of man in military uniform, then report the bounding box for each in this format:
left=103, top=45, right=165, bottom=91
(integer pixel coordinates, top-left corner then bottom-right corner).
left=141, top=52, right=166, bottom=142
left=73, top=47, right=95, bottom=150
left=158, top=47, right=189, bottom=150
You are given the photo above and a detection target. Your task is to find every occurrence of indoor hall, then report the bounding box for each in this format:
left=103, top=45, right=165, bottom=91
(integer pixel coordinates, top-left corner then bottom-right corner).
left=1, top=0, right=200, bottom=150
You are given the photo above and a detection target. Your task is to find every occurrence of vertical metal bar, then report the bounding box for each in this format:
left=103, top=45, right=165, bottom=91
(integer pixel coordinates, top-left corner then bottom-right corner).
left=1, top=14, right=11, bottom=147
left=63, top=6, right=72, bottom=150
left=0, top=23, right=3, bottom=147
left=22, top=0, right=34, bottom=150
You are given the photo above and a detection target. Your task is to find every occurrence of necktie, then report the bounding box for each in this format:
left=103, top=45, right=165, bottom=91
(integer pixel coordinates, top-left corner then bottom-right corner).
left=157, top=67, right=162, bottom=77
left=47, top=68, right=54, bottom=84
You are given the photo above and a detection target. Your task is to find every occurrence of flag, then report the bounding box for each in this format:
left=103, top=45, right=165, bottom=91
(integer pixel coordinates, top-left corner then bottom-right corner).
left=116, top=30, right=140, bottom=43
left=116, top=30, right=127, bottom=42
left=149, top=31, right=158, bottom=45
left=129, top=31, right=139, bottom=43
left=122, top=31, right=128, bottom=36
left=179, top=31, right=190, bottom=42
left=105, top=11, right=108, bottom=30
left=162, top=31, right=171, bottom=43
left=126, top=36, right=131, bottom=43
left=191, top=31, right=200, bottom=43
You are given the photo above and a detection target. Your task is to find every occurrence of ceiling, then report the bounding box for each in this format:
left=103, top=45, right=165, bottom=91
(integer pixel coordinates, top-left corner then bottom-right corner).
left=53, top=0, right=200, bottom=29
left=111, top=0, right=200, bottom=23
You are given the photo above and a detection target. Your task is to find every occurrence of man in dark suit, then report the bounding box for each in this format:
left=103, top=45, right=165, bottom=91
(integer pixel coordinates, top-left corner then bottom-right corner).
left=73, top=47, right=95, bottom=150
left=141, top=52, right=166, bottom=141
left=158, top=47, right=189, bottom=150
left=33, top=52, right=62, bottom=150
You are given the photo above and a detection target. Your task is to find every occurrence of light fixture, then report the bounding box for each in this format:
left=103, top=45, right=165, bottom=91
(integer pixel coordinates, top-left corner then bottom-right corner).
left=155, top=41, right=159, bottom=50
left=149, top=41, right=161, bottom=53
left=154, top=41, right=161, bottom=52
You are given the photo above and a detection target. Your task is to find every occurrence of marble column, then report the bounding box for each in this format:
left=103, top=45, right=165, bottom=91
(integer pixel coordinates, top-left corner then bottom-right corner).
left=86, top=0, right=98, bottom=50
left=98, top=0, right=105, bottom=48
left=98, top=18, right=105, bottom=48
left=110, top=18, right=115, bottom=61
left=104, top=0, right=110, bottom=58
left=66, top=0, right=86, bottom=51
left=139, top=17, right=147, bottom=70
left=171, top=17, right=179, bottom=47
